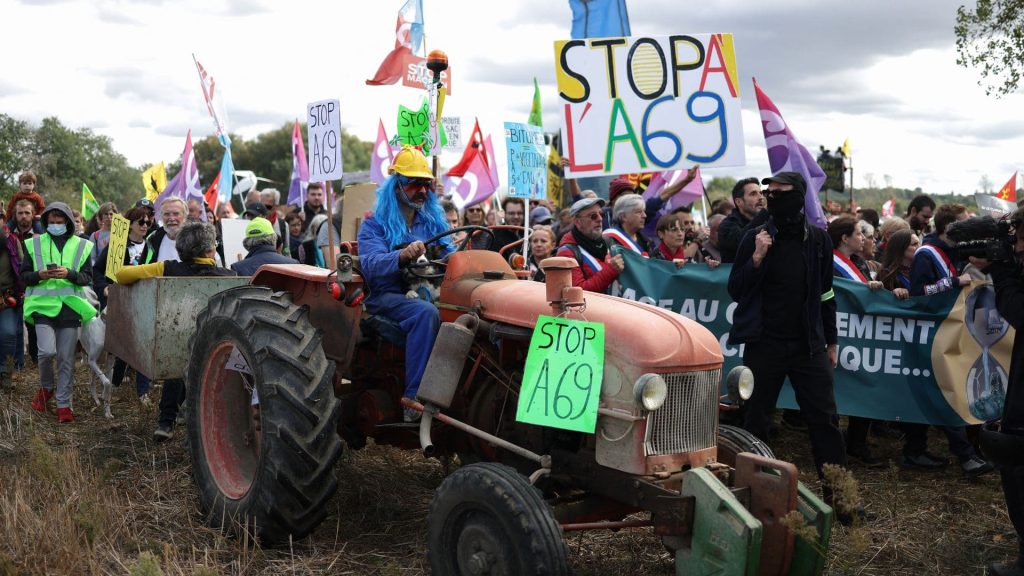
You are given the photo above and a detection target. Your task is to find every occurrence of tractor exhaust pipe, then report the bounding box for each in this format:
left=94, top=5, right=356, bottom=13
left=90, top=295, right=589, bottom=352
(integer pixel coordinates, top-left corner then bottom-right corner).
left=414, top=314, right=479, bottom=455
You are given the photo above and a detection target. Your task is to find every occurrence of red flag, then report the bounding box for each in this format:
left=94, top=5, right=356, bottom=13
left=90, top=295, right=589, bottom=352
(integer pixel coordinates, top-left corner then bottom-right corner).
left=204, top=172, right=221, bottom=214
left=446, top=119, right=485, bottom=178
left=996, top=172, right=1017, bottom=202
left=366, top=0, right=423, bottom=86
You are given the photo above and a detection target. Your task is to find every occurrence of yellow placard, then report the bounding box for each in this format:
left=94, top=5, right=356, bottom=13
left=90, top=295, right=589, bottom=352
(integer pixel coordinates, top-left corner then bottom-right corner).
left=106, top=214, right=130, bottom=281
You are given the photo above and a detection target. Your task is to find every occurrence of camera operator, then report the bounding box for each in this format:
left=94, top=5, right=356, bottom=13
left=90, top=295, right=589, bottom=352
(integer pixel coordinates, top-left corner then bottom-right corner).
left=969, top=208, right=1024, bottom=576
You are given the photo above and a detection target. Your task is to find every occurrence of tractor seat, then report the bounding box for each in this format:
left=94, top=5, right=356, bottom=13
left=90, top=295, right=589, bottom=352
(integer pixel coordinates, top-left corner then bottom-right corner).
left=360, top=315, right=406, bottom=347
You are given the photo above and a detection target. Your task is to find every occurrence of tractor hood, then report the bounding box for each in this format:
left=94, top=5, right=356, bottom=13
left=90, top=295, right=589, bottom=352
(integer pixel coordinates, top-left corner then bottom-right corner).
left=448, top=277, right=723, bottom=373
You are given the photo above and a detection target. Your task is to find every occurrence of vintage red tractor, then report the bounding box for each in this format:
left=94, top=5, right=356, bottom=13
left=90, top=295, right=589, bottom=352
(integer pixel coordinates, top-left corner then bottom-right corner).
left=109, top=227, right=833, bottom=575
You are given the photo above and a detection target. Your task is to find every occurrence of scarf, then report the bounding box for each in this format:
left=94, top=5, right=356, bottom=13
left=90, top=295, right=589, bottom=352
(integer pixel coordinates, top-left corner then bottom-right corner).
left=572, top=226, right=608, bottom=261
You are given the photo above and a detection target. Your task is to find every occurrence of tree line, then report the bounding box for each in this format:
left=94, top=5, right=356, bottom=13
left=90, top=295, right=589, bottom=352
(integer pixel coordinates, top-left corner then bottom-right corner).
left=0, top=114, right=372, bottom=211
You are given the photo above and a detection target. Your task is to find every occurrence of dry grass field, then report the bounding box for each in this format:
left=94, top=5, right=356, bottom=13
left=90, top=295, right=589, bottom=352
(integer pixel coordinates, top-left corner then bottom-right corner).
left=0, top=364, right=1018, bottom=575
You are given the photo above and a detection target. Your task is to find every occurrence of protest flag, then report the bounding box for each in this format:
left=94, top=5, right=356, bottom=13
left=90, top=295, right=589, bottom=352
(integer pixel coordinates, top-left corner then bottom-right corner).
left=529, top=78, right=543, bottom=128
left=569, top=0, right=630, bottom=39
left=882, top=196, right=895, bottom=218
left=446, top=119, right=486, bottom=178
left=204, top=173, right=221, bottom=214
left=640, top=167, right=705, bottom=237
left=366, top=0, right=424, bottom=86
left=218, top=146, right=233, bottom=205
left=371, top=119, right=398, bottom=184
left=142, top=162, right=167, bottom=202
left=82, top=183, right=100, bottom=221
left=287, top=120, right=310, bottom=207
left=842, top=137, right=851, bottom=158
left=155, top=130, right=205, bottom=221
left=996, top=172, right=1017, bottom=203
left=443, top=152, right=498, bottom=210
left=547, top=133, right=564, bottom=206
left=753, top=78, right=828, bottom=228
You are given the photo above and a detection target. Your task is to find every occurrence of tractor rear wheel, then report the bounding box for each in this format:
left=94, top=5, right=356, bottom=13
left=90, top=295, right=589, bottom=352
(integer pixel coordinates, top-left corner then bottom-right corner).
left=427, top=463, right=568, bottom=575
left=186, top=286, right=342, bottom=545
left=716, top=424, right=775, bottom=468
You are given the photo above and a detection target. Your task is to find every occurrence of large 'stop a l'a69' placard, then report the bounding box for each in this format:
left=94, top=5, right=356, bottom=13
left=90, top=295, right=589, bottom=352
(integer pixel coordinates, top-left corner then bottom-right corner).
left=554, top=33, right=745, bottom=178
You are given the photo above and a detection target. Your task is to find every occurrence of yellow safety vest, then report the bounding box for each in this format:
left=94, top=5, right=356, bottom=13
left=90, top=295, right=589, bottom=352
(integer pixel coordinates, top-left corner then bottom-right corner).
left=23, top=234, right=96, bottom=324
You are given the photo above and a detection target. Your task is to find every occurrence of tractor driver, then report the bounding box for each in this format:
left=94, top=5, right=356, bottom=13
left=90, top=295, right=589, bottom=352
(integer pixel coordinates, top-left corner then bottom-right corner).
left=357, top=146, right=454, bottom=422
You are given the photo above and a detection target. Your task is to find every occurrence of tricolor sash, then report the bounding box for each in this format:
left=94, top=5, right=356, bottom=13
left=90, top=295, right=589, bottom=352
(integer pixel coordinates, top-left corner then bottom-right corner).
left=918, top=244, right=956, bottom=278
left=833, top=250, right=868, bottom=283
left=602, top=227, right=647, bottom=256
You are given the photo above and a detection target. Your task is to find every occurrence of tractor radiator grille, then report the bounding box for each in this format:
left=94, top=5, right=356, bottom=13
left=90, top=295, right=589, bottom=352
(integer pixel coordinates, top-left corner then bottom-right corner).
left=644, top=369, right=720, bottom=456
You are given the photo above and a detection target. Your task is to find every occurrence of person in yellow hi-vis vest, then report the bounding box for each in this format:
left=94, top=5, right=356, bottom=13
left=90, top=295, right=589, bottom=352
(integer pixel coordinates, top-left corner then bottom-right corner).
left=23, top=202, right=94, bottom=423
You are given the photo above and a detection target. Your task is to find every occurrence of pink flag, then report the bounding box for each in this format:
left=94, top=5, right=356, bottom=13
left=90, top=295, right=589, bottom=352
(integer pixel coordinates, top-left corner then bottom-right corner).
left=371, top=119, right=397, bottom=184
left=156, top=130, right=205, bottom=221
left=753, top=78, right=827, bottom=228
left=287, top=120, right=309, bottom=207
left=444, top=152, right=497, bottom=210
left=642, top=167, right=704, bottom=237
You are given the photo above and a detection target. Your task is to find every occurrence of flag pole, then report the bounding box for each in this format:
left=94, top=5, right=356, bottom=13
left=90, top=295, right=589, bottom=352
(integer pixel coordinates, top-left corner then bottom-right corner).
left=325, top=179, right=336, bottom=268
left=426, top=51, right=448, bottom=180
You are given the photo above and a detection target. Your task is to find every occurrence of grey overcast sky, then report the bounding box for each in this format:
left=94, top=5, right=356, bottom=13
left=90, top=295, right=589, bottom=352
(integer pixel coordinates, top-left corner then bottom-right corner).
left=2, top=0, right=1020, bottom=198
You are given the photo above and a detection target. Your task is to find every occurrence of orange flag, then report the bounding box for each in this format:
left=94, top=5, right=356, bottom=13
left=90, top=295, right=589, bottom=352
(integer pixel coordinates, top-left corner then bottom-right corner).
left=996, top=172, right=1018, bottom=202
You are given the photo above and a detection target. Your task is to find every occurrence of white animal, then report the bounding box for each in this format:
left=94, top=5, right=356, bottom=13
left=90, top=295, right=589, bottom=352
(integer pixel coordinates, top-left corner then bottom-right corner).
left=80, top=287, right=113, bottom=418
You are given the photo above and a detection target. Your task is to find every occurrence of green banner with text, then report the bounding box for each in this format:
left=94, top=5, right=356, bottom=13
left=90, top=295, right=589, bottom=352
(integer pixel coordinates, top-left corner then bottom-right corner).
left=612, top=251, right=1014, bottom=426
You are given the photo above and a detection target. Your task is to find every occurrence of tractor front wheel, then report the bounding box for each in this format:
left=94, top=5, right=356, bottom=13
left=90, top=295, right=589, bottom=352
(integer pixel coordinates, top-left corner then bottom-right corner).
left=427, top=463, right=568, bottom=575
left=716, top=424, right=775, bottom=468
left=186, top=286, right=342, bottom=545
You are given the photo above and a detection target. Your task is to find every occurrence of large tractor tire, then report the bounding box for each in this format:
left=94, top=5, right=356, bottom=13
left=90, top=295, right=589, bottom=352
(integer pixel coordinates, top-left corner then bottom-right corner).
left=427, top=463, right=569, bottom=575
left=716, top=424, right=774, bottom=468
left=186, top=286, right=342, bottom=545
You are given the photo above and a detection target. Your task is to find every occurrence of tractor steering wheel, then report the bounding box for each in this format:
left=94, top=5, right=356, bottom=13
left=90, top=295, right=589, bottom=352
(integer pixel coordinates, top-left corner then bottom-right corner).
left=403, top=226, right=494, bottom=280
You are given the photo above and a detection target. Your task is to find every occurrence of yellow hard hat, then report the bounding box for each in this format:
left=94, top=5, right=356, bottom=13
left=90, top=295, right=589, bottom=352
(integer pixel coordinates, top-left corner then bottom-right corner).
left=389, top=145, right=434, bottom=180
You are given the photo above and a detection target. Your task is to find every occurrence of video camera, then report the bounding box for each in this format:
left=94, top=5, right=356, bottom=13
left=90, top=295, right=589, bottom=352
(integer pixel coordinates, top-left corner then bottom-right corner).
left=946, top=215, right=1017, bottom=262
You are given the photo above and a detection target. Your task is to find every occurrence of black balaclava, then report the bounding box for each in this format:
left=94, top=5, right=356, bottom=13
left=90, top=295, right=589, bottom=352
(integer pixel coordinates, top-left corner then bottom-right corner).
left=767, top=191, right=805, bottom=235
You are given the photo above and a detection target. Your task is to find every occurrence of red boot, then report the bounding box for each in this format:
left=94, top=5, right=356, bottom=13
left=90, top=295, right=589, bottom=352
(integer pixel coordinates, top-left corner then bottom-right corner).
left=56, top=407, right=74, bottom=423
left=31, top=388, right=54, bottom=412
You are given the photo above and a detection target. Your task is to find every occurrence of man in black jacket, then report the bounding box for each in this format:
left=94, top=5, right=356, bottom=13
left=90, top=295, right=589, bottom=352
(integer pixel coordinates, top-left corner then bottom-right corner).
left=718, top=177, right=765, bottom=263
left=970, top=212, right=1024, bottom=576
left=727, top=172, right=850, bottom=518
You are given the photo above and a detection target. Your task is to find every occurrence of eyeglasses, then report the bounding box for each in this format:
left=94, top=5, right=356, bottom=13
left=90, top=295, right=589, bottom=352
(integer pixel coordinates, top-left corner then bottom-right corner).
left=466, top=207, right=484, bottom=213
left=134, top=218, right=152, bottom=227
left=400, top=177, right=435, bottom=193
left=579, top=212, right=603, bottom=222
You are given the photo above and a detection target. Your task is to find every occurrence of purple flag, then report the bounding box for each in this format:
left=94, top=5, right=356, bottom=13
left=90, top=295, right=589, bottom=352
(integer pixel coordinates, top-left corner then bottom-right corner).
left=156, top=130, right=205, bottom=221
left=287, top=120, right=309, bottom=207
left=641, top=167, right=704, bottom=237
left=753, top=78, right=827, bottom=228
left=371, top=119, right=398, bottom=185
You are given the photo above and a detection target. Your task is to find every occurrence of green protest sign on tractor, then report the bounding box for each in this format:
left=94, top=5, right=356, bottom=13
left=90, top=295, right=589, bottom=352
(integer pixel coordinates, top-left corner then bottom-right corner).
left=516, top=315, right=605, bottom=433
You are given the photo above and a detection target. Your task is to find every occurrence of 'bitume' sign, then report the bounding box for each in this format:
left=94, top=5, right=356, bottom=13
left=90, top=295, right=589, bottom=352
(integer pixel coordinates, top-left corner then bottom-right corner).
left=554, top=33, right=745, bottom=178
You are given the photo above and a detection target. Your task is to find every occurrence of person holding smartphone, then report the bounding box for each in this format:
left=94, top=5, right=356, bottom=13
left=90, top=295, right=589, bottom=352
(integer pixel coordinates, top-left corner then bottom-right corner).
left=22, top=202, right=95, bottom=423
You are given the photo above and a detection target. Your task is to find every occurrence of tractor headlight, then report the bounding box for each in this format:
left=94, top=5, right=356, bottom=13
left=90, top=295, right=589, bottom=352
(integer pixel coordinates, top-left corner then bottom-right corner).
left=633, top=373, right=667, bottom=411
left=726, top=366, right=755, bottom=403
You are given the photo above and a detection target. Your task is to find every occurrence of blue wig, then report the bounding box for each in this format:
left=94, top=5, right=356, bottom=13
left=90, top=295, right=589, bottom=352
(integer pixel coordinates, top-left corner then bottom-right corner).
left=374, top=174, right=452, bottom=250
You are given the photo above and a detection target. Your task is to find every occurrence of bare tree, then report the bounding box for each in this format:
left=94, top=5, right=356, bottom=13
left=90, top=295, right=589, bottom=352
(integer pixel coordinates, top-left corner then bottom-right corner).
left=863, top=173, right=877, bottom=189
left=979, top=174, right=994, bottom=193
left=883, top=174, right=893, bottom=189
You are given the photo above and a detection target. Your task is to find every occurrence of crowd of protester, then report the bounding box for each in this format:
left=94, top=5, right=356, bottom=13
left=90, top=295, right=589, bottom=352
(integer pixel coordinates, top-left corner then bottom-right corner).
left=0, top=166, right=1007, bottom=480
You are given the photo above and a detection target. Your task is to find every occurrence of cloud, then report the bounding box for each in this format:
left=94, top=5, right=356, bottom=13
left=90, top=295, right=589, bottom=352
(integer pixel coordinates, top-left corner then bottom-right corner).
left=154, top=122, right=193, bottom=138
left=0, top=79, right=25, bottom=97
left=96, top=5, right=142, bottom=25
left=96, top=67, right=191, bottom=105
left=225, top=0, right=268, bottom=16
